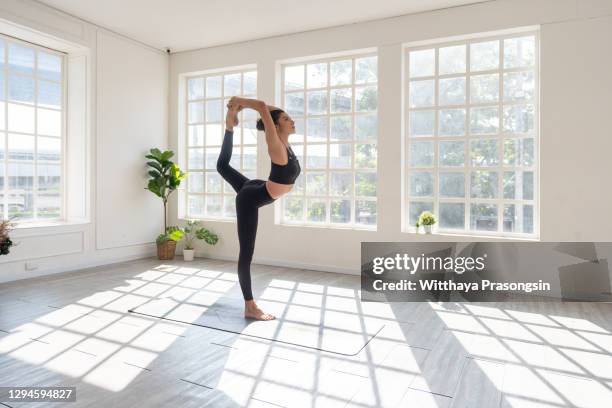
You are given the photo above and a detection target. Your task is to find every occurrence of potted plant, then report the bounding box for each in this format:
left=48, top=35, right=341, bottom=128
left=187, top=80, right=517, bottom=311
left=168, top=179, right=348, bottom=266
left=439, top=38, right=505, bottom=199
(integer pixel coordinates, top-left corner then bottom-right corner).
left=181, top=220, right=219, bottom=261
left=416, top=211, right=437, bottom=234
left=0, top=216, right=18, bottom=256
left=145, top=148, right=187, bottom=260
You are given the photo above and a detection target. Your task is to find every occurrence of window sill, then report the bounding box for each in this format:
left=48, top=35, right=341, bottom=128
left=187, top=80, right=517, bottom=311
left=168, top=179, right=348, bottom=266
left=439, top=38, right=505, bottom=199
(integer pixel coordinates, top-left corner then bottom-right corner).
left=13, top=219, right=91, bottom=231
left=405, top=229, right=540, bottom=242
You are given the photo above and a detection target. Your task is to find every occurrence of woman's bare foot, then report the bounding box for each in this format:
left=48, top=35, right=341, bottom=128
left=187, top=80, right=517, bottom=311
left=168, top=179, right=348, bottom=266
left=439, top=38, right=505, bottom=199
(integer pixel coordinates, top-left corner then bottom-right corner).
left=245, top=300, right=275, bottom=321
left=225, top=103, right=240, bottom=128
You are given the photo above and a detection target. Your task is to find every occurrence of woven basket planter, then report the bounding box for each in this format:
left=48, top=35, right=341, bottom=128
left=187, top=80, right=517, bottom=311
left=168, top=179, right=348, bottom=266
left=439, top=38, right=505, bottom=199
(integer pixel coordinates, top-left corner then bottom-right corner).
left=157, top=240, right=177, bottom=260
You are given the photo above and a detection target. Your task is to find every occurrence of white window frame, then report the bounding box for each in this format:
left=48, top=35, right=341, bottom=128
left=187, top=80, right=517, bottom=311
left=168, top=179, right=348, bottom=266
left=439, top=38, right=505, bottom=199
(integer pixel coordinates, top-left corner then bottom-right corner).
left=403, top=29, right=540, bottom=239
left=279, top=50, right=379, bottom=230
left=182, top=66, right=258, bottom=221
left=1, top=34, right=67, bottom=224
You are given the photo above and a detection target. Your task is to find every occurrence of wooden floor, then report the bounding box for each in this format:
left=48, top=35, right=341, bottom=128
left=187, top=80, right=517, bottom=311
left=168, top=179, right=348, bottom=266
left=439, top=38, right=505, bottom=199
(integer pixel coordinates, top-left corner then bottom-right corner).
left=1, top=257, right=612, bottom=408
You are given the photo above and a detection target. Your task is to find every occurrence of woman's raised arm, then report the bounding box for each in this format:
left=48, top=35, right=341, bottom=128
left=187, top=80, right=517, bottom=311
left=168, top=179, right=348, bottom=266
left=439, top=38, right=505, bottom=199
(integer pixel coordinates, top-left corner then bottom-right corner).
left=229, top=97, right=282, bottom=151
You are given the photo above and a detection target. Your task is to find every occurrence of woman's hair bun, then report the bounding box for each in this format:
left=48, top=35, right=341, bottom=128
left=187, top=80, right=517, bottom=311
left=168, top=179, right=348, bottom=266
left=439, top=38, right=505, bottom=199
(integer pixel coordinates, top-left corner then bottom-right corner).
left=256, top=118, right=265, bottom=131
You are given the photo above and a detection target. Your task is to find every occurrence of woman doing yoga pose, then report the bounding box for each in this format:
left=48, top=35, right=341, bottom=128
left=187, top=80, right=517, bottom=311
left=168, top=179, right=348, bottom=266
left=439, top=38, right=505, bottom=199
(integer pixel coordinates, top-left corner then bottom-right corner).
left=217, top=96, right=300, bottom=321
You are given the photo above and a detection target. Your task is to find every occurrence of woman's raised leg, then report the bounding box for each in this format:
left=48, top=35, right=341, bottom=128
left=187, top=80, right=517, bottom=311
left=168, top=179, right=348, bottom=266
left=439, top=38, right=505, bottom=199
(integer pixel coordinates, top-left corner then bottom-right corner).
left=216, top=129, right=248, bottom=193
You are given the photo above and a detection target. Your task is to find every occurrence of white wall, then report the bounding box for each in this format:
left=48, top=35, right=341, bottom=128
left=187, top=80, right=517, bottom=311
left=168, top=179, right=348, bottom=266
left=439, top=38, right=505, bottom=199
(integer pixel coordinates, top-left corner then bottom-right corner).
left=0, top=0, right=168, bottom=283
left=168, top=0, right=612, bottom=274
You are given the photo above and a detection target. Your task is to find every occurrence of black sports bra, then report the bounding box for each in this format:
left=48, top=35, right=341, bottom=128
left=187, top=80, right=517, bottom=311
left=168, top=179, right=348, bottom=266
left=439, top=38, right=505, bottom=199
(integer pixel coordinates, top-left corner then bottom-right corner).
left=269, top=145, right=301, bottom=185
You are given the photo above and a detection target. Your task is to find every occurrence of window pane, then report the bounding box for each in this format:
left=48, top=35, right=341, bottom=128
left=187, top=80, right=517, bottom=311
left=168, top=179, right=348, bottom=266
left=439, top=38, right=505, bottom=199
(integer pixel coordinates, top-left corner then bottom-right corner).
left=440, top=203, right=465, bottom=229
left=284, top=196, right=304, bottom=221
left=307, top=63, right=327, bottom=88
left=224, top=73, right=241, bottom=96
left=439, top=109, right=465, bottom=136
left=188, top=172, right=204, bottom=193
left=284, top=66, right=304, bottom=91
left=503, top=137, right=534, bottom=166
left=243, top=146, right=256, bottom=170
left=470, top=203, right=498, bottom=231
left=503, top=72, right=534, bottom=102
left=243, top=71, right=257, bottom=95
left=503, top=204, right=516, bottom=232
left=306, top=172, right=327, bottom=195
left=8, top=43, right=34, bottom=74
left=410, top=172, right=433, bottom=197
left=37, top=193, right=60, bottom=218
left=470, top=107, right=499, bottom=135
left=329, top=143, right=351, bottom=169
left=205, top=147, right=219, bottom=170
left=439, top=172, right=465, bottom=198
left=355, top=57, right=377, bottom=84
left=409, top=201, right=433, bottom=227
left=189, top=125, right=204, bottom=146
left=409, top=80, right=434, bottom=108
left=330, top=116, right=352, bottom=141
left=188, top=102, right=204, bottom=124
left=356, top=200, right=376, bottom=225
left=206, top=76, right=222, bottom=97
left=439, top=77, right=466, bottom=105
left=9, top=191, right=34, bottom=219
left=470, top=139, right=498, bottom=167
left=307, top=198, right=326, bottom=222
left=409, top=111, right=435, bottom=137
left=503, top=104, right=534, bottom=134
left=38, top=52, right=62, bottom=81
left=307, top=90, right=328, bottom=115
left=504, top=36, right=535, bottom=68
left=188, top=195, right=204, bottom=217
left=206, top=99, right=222, bottom=123
left=38, top=163, right=60, bottom=191
left=439, top=141, right=465, bottom=166
left=8, top=162, right=34, bottom=189
left=188, top=78, right=204, bottom=100
left=470, top=41, right=499, bottom=71
left=188, top=148, right=204, bottom=169
left=206, top=124, right=222, bottom=146
left=306, top=117, right=327, bottom=143
left=285, top=92, right=305, bottom=116
left=470, top=74, right=499, bottom=103
left=38, top=80, right=62, bottom=108
left=224, top=196, right=236, bottom=217
left=330, top=172, right=352, bottom=196
left=306, top=144, right=326, bottom=168
left=355, top=86, right=377, bottom=112
left=8, top=134, right=34, bottom=160
left=523, top=204, right=534, bottom=233
left=410, top=49, right=435, bottom=78
left=471, top=171, right=498, bottom=199
left=409, top=141, right=434, bottom=167
left=355, top=143, right=377, bottom=169
left=330, top=60, right=352, bottom=86
left=355, top=115, right=377, bottom=141
left=355, top=171, right=376, bottom=197
left=330, top=88, right=352, bottom=113
left=331, top=199, right=351, bottom=223
left=37, top=108, right=61, bottom=136
left=291, top=118, right=305, bottom=144
left=37, top=136, right=61, bottom=161
left=9, top=74, right=35, bottom=104
left=206, top=195, right=222, bottom=217
left=439, top=45, right=466, bottom=75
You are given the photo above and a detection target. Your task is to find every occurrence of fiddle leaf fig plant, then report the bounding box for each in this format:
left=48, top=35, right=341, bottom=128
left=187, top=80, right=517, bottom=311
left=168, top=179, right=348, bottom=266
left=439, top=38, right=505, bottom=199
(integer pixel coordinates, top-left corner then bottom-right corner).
left=144, top=148, right=187, bottom=240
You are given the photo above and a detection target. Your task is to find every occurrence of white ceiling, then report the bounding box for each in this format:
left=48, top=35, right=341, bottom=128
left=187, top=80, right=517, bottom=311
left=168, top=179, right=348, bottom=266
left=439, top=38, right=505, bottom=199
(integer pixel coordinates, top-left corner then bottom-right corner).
left=36, top=0, right=489, bottom=52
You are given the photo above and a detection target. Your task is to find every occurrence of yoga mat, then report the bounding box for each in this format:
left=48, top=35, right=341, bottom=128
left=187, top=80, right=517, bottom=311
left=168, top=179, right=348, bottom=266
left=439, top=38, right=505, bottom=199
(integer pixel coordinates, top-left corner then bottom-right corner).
left=128, top=296, right=384, bottom=356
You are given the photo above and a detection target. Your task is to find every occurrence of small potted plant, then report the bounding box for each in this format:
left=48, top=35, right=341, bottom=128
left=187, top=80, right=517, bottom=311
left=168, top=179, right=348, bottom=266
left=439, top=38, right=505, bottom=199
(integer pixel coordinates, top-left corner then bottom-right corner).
left=0, top=216, right=18, bottom=256
left=145, top=148, right=187, bottom=260
left=181, top=220, right=219, bottom=261
left=416, top=211, right=437, bottom=234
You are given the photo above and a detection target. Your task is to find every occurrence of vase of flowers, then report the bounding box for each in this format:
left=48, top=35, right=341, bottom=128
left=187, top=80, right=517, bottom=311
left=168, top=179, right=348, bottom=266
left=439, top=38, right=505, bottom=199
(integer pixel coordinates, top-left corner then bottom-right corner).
left=0, top=216, right=18, bottom=256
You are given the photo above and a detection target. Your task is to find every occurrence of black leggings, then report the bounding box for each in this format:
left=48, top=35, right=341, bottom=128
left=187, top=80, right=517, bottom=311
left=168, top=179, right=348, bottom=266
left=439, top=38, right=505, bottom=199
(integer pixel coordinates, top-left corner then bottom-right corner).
left=216, top=129, right=275, bottom=301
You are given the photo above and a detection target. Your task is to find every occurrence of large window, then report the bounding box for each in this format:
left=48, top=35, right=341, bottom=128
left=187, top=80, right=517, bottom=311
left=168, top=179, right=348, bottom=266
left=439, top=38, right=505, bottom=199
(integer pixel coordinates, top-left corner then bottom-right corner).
left=280, top=53, right=378, bottom=229
left=185, top=68, right=257, bottom=219
left=405, top=32, right=539, bottom=237
left=0, top=36, right=64, bottom=222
